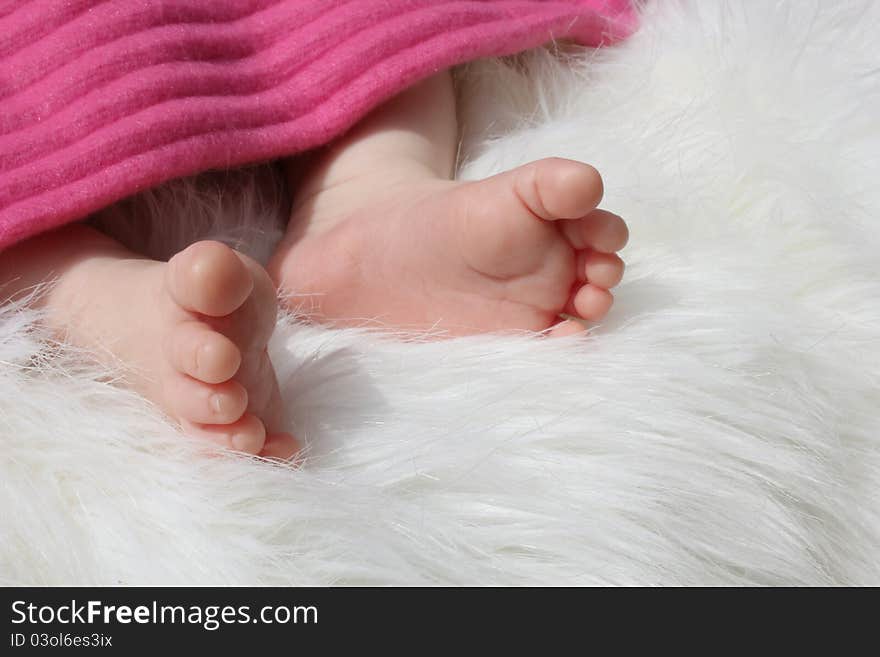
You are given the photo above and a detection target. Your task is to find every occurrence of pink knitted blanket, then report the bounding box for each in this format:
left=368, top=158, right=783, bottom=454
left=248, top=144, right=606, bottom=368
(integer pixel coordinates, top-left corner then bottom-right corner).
left=0, top=0, right=636, bottom=250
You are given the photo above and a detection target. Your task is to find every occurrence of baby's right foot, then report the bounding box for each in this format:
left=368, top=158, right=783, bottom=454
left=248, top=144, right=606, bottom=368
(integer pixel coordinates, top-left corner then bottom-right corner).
left=271, top=157, right=626, bottom=336
left=48, top=239, right=297, bottom=459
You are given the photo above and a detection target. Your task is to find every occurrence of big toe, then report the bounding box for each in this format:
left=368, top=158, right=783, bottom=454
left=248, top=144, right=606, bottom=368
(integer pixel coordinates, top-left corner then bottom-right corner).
left=510, top=157, right=604, bottom=220
left=166, top=241, right=254, bottom=317
left=206, top=252, right=279, bottom=351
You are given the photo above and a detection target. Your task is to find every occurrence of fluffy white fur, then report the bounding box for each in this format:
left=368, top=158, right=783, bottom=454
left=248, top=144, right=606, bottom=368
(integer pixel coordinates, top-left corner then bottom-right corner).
left=2, top=0, right=878, bottom=585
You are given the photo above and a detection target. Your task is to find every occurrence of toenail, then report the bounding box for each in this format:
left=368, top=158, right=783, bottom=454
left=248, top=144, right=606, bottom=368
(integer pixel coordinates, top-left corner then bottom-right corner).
left=231, top=433, right=253, bottom=452
left=211, top=394, right=224, bottom=414
left=193, top=343, right=205, bottom=375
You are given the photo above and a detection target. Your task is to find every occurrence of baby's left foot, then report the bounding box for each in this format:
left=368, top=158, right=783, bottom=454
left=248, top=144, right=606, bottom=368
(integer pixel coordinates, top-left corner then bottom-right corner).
left=269, top=157, right=627, bottom=335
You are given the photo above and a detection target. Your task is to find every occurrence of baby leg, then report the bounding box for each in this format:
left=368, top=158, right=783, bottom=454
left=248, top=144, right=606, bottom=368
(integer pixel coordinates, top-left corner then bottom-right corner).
left=1, top=224, right=297, bottom=459
left=270, top=70, right=627, bottom=335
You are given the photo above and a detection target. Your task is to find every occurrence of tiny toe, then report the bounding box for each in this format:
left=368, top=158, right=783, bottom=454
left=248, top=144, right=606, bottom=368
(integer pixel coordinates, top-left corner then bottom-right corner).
left=184, top=413, right=267, bottom=455
left=228, top=414, right=268, bottom=455
left=582, top=251, right=625, bottom=288
left=167, top=241, right=254, bottom=317
left=166, top=321, right=241, bottom=384
left=547, top=318, right=588, bottom=338
left=260, top=432, right=301, bottom=461
left=560, top=209, right=629, bottom=253
left=511, top=158, right=604, bottom=220
left=166, top=374, right=248, bottom=425
left=572, top=284, right=614, bottom=320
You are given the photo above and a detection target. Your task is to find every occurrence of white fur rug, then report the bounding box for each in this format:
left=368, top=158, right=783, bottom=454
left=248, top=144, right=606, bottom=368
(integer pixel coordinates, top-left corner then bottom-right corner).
left=2, top=0, right=878, bottom=585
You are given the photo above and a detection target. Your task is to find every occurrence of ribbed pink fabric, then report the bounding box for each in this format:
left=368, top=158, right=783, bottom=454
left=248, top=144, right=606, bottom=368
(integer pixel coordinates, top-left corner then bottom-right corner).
left=0, top=0, right=636, bottom=249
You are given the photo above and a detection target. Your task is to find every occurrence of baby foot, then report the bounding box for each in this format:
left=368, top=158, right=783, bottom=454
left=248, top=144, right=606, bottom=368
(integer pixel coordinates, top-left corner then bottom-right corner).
left=269, top=158, right=627, bottom=335
left=52, top=240, right=297, bottom=458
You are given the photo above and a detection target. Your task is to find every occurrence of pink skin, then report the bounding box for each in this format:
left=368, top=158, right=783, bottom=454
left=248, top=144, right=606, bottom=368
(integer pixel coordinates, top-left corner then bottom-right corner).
left=0, top=69, right=627, bottom=459
left=0, top=226, right=297, bottom=459
left=269, top=71, right=627, bottom=335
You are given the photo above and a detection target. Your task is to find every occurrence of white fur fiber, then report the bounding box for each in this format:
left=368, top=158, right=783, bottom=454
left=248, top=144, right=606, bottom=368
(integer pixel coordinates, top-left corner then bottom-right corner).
left=2, top=1, right=879, bottom=585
